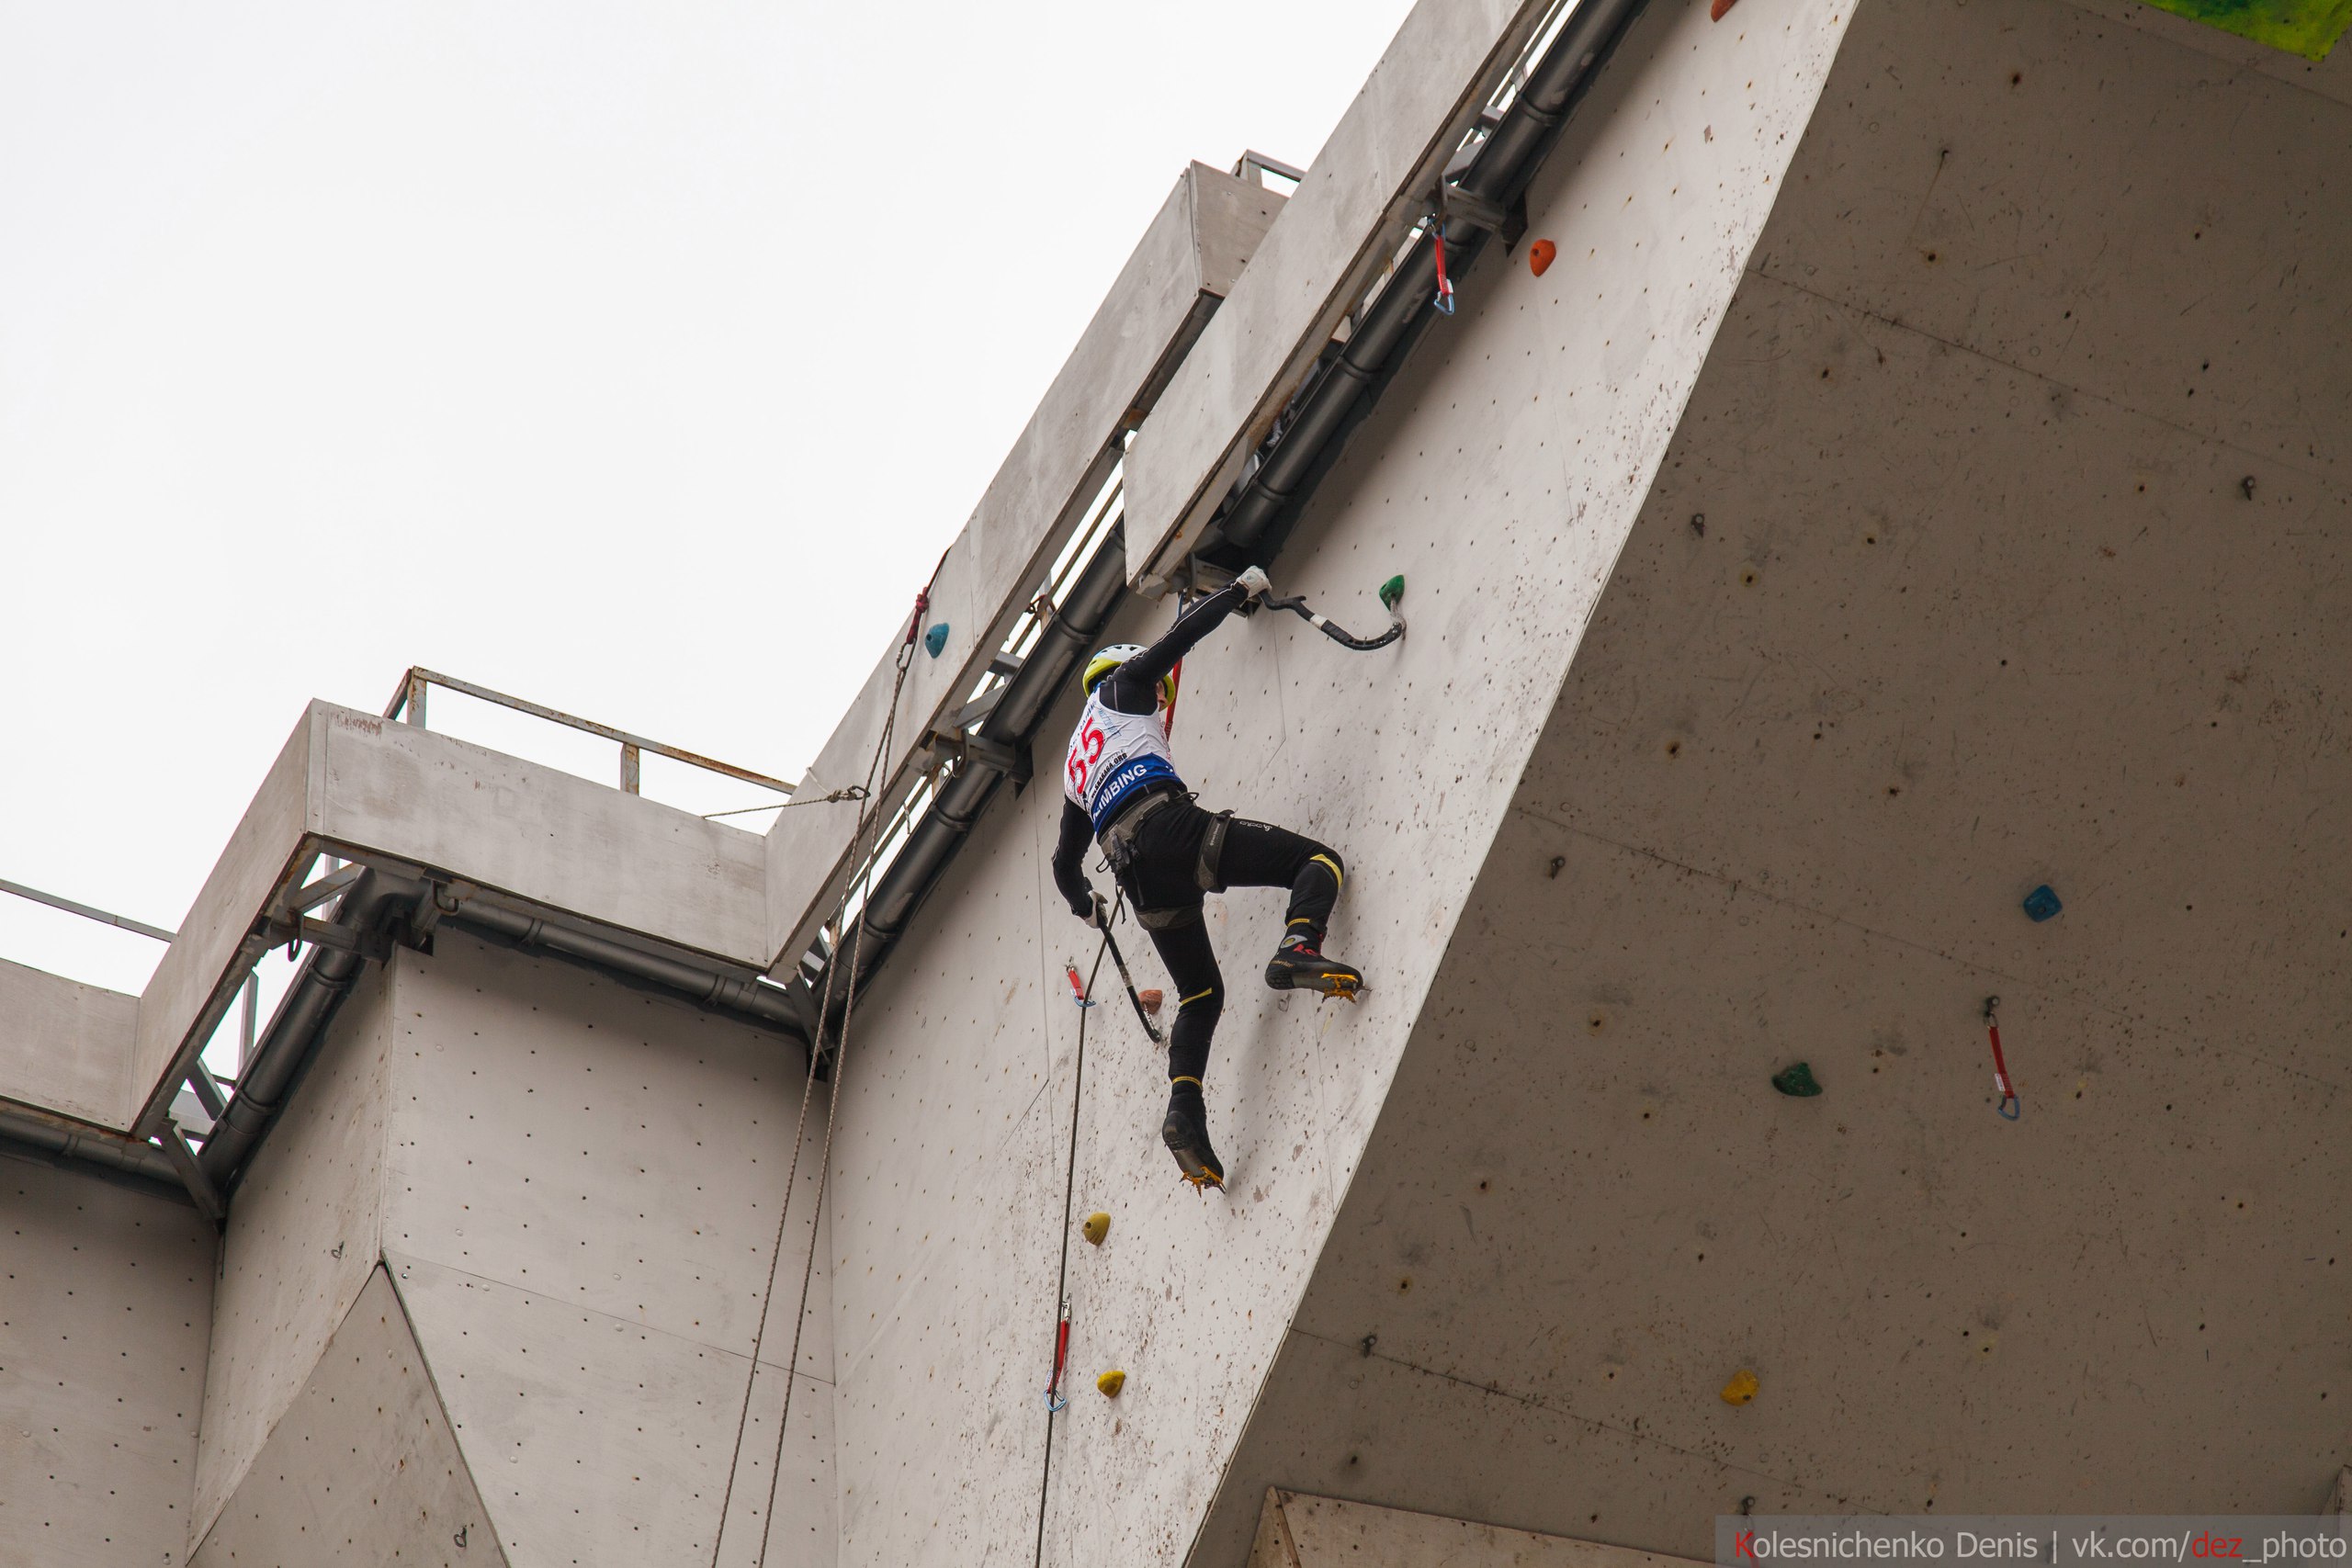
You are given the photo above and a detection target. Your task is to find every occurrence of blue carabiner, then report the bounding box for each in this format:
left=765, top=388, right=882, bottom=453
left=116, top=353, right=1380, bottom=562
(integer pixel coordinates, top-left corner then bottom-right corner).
left=1996, top=1094, right=2021, bottom=1122
left=1434, top=284, right=1455, bottom=317
left=1045, top=1388, right=1069, bottom=1413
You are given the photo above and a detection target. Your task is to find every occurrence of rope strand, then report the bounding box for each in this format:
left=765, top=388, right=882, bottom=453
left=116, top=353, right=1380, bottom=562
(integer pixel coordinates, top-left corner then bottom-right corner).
left=711, top=592, right=926, bottom=1566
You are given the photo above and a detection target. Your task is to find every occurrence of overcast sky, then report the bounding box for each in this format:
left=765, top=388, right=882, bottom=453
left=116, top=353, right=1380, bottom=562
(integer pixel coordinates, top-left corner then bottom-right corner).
left=0, top=1, right=1414, bottom=997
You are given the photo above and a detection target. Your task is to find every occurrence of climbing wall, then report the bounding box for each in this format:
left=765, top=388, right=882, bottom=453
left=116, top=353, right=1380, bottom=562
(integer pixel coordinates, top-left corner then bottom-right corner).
left=818, top=1, right=1857, bottom=1562
left=379, top=931, right=831, bottom=1567
left=1196, top=0, right=2352, bottom=1555
left=0, top=1156, right=214, bottom=1565
left=191, top=954, right=396, bottom=1543
left=191, top=1266, right=501, bottom=1566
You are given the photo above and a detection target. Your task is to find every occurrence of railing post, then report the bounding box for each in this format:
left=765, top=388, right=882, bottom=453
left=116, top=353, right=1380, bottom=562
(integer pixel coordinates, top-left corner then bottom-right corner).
left=238, top=973, right=259, bottom=1077
left=620, top=743, right=640, bottom=795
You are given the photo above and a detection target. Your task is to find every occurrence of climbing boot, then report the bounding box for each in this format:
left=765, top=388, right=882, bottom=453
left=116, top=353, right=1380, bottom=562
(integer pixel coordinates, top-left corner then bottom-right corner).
left=1161, top=1089, right=1225, bottom=1192
left=1264, top=937, right=1365, bottom=1001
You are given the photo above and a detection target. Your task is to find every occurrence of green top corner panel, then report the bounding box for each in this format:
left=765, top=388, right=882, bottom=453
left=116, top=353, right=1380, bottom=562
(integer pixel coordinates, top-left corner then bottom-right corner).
left=2137, top=0, right=2352, bottom=60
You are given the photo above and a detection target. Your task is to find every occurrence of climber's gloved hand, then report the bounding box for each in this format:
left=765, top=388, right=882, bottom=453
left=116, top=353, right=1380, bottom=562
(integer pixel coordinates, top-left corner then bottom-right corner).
left=1068, top=886, right=1100, bottom=924
left=1087, top=893, right=1112, bottom=930
left=1234, top=566, right=1272, bottom=602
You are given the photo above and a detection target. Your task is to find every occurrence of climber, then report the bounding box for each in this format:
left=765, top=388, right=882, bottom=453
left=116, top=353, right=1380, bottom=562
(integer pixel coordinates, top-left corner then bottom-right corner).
left=1051, top=566, right=1363, bottom=1192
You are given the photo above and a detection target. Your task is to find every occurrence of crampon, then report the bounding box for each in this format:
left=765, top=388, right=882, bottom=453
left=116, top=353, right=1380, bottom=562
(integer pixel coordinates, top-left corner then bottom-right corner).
left=1264, top=941, right=1366, bottom=1003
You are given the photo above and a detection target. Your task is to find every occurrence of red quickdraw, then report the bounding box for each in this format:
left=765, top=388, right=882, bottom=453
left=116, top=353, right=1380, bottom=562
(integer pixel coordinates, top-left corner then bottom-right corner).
left=1064, top=963, right=1098, bottom=1010
left=1430, top=219, right=1455, bottom=316
left=1984, top=996, right=2020, bottom=1121
left=1044, top=1305, right=1071, bottom=1412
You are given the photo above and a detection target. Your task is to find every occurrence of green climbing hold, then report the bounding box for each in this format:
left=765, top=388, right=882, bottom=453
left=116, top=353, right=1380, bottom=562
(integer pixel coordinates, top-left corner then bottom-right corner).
left=1378, top=575, right=1406, bottom=612
left=1770, top=1062, right=1823, bottom=1098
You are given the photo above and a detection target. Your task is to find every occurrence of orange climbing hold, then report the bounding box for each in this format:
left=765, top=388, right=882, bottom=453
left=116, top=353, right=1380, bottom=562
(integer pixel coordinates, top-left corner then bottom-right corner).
left=1529, top=239, right=1556, bottom=276
left=1721, top=1369, right=1760, bottom=1405
left=1138, top=988, right=1163, bottom=1017
left=1712, top=0, right=1739, bottom=17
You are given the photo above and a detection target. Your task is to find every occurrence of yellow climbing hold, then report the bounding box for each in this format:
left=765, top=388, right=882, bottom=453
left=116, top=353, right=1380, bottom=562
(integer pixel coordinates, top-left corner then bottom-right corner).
left=1721, top=1369, right=1760, bottom=1405
left=1096, top=1370, right=1126, bottom=1398
left=1082, top=1212, right=1111, bottom=1246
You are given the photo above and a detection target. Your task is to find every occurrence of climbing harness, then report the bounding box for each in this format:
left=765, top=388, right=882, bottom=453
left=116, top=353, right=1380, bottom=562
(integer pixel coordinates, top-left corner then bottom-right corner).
left=1984, top=996, right=2021, bottom=1121
left=711, top=580, right=931, bottom=1568
left=1044, top=1305, right=1072, bottom=1412
left=1430, top=218, right=1455, bottom=315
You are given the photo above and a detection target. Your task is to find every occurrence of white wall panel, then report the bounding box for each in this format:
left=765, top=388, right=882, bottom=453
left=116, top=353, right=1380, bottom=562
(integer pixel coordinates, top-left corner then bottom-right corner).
left=191, top=956, right=394, bottom=1542
left=0, top=1156, right=213, bottom=1565
left=390, top=1250, right=830, bottom=1568
left=192, top=1267, right=502, bottom=1567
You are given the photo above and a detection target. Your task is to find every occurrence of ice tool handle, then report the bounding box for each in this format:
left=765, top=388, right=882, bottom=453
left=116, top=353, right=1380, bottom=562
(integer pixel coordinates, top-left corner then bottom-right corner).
left=1261, top=575, right=1407, bottom=652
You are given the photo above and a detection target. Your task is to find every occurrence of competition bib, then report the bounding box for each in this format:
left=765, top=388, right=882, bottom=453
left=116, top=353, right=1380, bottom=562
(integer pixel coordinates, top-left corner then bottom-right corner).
left=1062, top=692, right=1182, bottom=830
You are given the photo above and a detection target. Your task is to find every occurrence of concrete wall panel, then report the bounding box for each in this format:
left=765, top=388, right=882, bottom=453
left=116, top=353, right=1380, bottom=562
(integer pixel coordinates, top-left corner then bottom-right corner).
left=1752, top=0, right=2352, bottom=484
left=390, top=1250, right=831, bottom=1568
left=385, top=930, right=823, bottom=1374
left=379, top=931, right=831, bottom=1562
left=0, top=1155, right=214, bottom=1565
left=191, top=1266, right=503, bottom=1568
left=320, top=707, right=770, bottom=967
left=824, top=794, right=1067, bottom=1564
left=2056, top=0, right=2352, bottom=108
left=1255, top=1490, right=1714, bottom=1568
left=0, top=958, right=138, bottom=1129
left=1214, top=2, right=2352, bottom=1551
left=191, top=956, right=394, bottom=1541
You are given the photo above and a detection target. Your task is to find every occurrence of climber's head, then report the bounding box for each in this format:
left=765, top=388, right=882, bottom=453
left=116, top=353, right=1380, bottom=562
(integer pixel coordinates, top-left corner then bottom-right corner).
left=1082, top=644, right=1176, bottom=709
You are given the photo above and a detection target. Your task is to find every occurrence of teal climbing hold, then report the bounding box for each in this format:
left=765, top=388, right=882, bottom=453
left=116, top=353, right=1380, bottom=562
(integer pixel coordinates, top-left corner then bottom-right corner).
left=1771, top=1062, right=1823, bottom=1098
left=924, top=623, right=949, bottom=659
left=1378, top=575, right=1407, bottom=612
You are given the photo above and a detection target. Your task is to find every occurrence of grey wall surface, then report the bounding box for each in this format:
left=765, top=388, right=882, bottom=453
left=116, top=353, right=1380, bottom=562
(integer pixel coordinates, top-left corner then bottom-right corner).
left=0, top=1154, right=214, bottom=1564
left=815, top=2, right=1856, bottom=1562
left=380, top=931, right=828, bottom=1567
left=191, top=1266, right=502, bottom=1567
left=191, top=955, right=395, bottom=1542
left=1250, top=1491, right=1712, bottom=1568
left=1209, top=0, right=2352, bottom=1557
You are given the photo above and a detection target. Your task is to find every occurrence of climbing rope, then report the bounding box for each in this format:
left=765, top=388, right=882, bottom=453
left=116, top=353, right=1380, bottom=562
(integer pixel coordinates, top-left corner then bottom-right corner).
left=1033, top=908, right=1117, bottom=1567
left=710, top=585, right=927, bottom=1568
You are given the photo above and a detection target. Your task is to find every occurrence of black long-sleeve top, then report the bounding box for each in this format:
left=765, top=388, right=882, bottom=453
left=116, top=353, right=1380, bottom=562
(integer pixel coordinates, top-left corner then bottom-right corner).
left=1048, top=582, right=1251, bottom=914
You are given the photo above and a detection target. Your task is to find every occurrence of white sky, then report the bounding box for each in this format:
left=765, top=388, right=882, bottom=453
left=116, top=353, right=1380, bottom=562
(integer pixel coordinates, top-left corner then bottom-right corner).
left=0, top=1, right=1414, bottom=998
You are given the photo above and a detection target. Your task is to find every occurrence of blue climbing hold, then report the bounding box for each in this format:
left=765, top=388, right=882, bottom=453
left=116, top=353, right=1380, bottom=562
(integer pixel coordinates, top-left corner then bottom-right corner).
left=2022, top=885, right=2063, bottom=922
left=924, top=623, right=949, bottom=659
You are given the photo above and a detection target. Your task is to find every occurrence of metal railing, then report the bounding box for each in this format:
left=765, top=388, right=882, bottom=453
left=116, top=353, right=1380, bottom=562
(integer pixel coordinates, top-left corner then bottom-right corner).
left=384, top=667, right=797, bottom=805
left=0, top=876, right=176, bottom=943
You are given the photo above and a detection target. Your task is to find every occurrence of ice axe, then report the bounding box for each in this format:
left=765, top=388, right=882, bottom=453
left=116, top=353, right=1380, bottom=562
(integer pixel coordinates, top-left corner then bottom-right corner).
left=1260, top=574, right=1407, bottom=651
left=1089, top=895, right=1163, bottom=1045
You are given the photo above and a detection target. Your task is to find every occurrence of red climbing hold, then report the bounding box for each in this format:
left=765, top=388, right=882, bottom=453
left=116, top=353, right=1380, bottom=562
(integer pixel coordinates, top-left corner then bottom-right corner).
left=1529, top=239, right=1557, bottom=276
left=1712, top=0, right=1739, bottom=19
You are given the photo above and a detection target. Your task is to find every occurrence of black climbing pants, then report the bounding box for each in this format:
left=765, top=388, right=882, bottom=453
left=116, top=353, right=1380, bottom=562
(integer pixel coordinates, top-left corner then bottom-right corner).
left=1103, top=793, right=1344, bottom=1089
